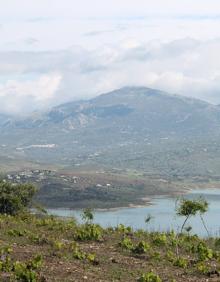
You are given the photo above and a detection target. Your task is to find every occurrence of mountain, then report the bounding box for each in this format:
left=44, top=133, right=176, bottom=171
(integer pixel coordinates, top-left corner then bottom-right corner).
left=6, top=87, right=220, bottom=134
left=1, top=86, right=220, bottom=177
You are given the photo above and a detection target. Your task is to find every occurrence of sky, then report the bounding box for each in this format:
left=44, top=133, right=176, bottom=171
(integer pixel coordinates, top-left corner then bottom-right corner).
left=1, top=0, right=220, bottom=115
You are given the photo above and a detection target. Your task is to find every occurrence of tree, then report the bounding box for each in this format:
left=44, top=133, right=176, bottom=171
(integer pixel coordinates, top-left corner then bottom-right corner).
left=0, top=180, right=37, bottom=215
left=176, top=197, right=209, bottom=235
left=81, top=208, right=94, bottom=224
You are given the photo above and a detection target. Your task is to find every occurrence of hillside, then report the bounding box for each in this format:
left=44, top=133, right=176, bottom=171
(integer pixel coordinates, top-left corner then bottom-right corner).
left=1, top=87, right=220, bottom=177
left=1, top=212, right=220, bottom=281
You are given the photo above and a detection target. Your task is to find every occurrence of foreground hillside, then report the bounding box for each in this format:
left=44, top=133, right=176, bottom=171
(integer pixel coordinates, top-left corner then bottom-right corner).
left=1, top=213, right=220, bottom=282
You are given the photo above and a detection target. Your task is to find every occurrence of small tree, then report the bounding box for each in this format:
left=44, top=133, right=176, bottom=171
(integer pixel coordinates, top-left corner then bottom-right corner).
left=176, top=197, right=209, bottom=235
left=0, top=180, right=36, bottom=215
left=81, top=208, right=94, bottom=224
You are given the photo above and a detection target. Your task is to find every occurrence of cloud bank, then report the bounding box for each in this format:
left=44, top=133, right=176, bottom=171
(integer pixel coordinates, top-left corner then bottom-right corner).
left=1, top=1, right=220, bottom=114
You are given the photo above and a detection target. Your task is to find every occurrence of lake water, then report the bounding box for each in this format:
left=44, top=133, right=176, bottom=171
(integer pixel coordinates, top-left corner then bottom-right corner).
left=47, top=188, right=220, bottom=237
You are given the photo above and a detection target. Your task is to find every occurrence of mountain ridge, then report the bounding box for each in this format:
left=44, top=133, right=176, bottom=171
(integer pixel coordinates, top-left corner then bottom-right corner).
left=2, top=86, right=219, bottom=130
left=1, top=86, right=220, bottom=177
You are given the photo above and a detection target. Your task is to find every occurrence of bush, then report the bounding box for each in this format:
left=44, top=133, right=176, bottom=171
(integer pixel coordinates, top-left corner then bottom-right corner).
left=0, top=181, right=36, bottom=215
left=13, top=255, right=43, bottom=282
left=75, top=224, right=103, bottom=241
left=197, top=242, right=213, bottom=261
left=119, top=237, right=134, bottom=250
left=173, top=257, right=188, bottom=268
left=115, top=224, right=132, bottom=234
left=152, top=233, right=167, bottom=246
left=138, top=271, right=162, bottom=282
left=132, top=241, right=150, bottom=254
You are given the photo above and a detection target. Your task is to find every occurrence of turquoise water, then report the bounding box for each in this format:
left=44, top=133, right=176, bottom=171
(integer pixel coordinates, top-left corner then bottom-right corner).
left=47, top=188, right=220, bottom=237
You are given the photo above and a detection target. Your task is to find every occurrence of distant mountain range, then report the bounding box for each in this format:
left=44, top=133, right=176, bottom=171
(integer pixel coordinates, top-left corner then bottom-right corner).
left=1, top=87, right=220, bottom=177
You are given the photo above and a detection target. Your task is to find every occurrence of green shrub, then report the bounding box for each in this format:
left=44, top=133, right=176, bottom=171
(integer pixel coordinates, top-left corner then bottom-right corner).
left=165, top=250, right=175, bottom=262
left=119, top=237, right=134, bottom=250
left=138, top=271, right=162, bottom=282
left=152, top=233, right=167, bottom=246
left=7, top=229, right=26, bottom=237
left=75, top=224, right=102, bottom=241
left=132, top=241, right=150, bottom=254
left=196, top=261, right=209, bottom=274
left=173, top=257, right=188, bottom=268
left=115, top=224, right=132, bottom=234
left=151, top=251, right=161, bottom=261
left=13, top=255, right=43, bottom=282
left=197, top=242, right=213, bottom=261
left=86, top=253, right=99, bottom=265
left=0, top=246, right=13, bottom=272
left=214, top=238, right=220, bottom=248
left=71, top=244, right=98, bottom=264
left=0, top=181, right=36, bottom=215
left=0, top=249, right=43, bottom=282
left=13, top=261, right=37, bottom=282
left=72, top=247, right=86, bottom=260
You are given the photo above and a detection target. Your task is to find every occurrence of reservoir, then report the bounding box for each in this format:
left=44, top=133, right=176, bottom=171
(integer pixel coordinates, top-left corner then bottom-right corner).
left=47, top=188, right=220, bottom=237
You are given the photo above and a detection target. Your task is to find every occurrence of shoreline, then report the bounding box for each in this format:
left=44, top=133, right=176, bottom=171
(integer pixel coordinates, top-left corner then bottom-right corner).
left=45, top=186, right=220, bottom=213
left=46, top=187, right=190, bottom=213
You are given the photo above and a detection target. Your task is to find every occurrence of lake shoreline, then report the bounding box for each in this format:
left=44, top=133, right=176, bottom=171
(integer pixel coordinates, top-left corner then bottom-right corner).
left=47, top=188, right=220, bottom=237
left=46, top=185, right=220, bottom=213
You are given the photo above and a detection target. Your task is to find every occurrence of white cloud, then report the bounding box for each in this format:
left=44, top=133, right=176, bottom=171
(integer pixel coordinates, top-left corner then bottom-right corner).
left=0, top=1, right=220, bottom=114
left=0, top=73, right=62, bottom=115
left=1, top=37, right=220, bottom=115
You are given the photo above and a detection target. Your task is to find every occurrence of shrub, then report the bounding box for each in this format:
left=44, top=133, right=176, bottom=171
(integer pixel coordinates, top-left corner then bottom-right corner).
left=0, top=246, right=13, bottom=272
left=75, top=224, right=102, bottom=241
left=173, top=257, right=188, bottom=268
left=214, top=238, right=220, bottom=248
left=119, top=237, right=134, bottom=250
left=197, top=242, right=213, bottom=261
left=138, top=271, right=162, bottom=282
left=196, top=261, right=209, bottom=274
left=132, top=241, right=150, bottom=254
left=0, top=181, right=36, bottom=215
left=152, top=233, right=167, bottom=246
left=72, top=247, right=86, bottom=260
left=13, top=255, right=43, bottom=282
left=115, top=224, right=132, bottom=234
left=166, top=250, right=175, bottom=262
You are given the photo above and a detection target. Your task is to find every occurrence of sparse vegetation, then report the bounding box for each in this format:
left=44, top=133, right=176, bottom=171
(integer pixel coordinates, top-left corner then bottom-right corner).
left=0, top=211, right=219, bottom=281
left=0, top=180, right=219, bottom=281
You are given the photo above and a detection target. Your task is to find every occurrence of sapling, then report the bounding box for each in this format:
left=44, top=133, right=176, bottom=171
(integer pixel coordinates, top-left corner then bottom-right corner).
left=176, top=197, right=209, bottom=236
left=81, top=208, right=94, bottom=224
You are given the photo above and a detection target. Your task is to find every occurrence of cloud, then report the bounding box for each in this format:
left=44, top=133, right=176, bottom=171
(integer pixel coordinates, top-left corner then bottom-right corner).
left=0, top=0, right=220, bottom=116
left=24, top=37, right=39, bottom=45
left=1, top=37, right=220, bottom=114
left=83, top=30, right=115, bottom=37
left=0, top=73, right=62, bottom=115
